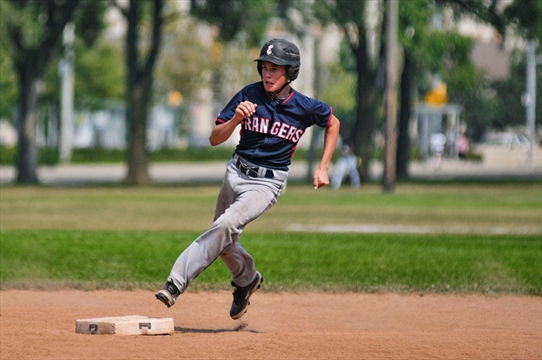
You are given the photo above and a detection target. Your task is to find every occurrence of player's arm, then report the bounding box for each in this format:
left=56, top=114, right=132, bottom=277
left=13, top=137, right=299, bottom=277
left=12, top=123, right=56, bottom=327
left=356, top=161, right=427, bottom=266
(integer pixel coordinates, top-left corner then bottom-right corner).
left=313, top=114, right=340, bottom=190
left=209, top=101, right=257, bottom=146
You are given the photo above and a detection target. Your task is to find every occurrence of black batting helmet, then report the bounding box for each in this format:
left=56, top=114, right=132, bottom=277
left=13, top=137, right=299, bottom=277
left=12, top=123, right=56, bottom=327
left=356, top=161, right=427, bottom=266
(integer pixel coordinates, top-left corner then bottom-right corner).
left=255, top=38, right=300, bottom=82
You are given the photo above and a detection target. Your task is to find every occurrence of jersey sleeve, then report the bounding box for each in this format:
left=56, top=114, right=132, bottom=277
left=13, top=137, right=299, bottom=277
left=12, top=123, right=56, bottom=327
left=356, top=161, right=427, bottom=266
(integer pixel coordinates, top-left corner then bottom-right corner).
left=306, top=98, right=332, bottom=128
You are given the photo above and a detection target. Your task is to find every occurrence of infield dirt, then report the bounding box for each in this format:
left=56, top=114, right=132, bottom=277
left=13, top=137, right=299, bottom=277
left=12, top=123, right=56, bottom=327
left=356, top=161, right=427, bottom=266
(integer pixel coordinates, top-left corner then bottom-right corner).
left=1, top=290, right=540, bottom=359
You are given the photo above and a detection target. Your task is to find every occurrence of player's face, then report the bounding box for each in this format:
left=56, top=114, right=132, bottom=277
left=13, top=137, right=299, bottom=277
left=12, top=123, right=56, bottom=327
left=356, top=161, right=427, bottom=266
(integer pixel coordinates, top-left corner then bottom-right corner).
left=261, top=61, right=288, bottom=93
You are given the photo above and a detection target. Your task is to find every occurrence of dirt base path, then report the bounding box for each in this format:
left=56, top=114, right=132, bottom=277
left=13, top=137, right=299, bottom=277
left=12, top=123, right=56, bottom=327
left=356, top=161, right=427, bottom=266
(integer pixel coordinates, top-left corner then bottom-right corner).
left=1, top=290, right=540, bottom=359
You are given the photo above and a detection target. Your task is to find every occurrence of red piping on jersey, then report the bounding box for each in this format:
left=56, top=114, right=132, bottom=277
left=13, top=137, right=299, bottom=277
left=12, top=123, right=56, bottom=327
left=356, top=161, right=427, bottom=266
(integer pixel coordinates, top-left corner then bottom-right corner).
left=281, top=92, right=295, bottom=104
left=290, top=144, right=298, bottom=158
left=265, top=90, right=295, bottom=103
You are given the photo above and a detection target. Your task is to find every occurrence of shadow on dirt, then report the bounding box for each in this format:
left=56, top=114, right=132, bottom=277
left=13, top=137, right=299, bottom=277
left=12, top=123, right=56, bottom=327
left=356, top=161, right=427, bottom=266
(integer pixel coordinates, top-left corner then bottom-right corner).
left=175, top=325, right=259, bottom=334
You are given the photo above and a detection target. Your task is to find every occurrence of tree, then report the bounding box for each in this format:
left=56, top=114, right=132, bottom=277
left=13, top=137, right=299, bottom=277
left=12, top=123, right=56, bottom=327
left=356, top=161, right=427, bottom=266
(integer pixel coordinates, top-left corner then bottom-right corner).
left=434, top=0, right=541, bottom=138
left=279, top=0, right=394, bottom=181
left=156, top=16, right=211, bottom=104
left=0, top=2, right=17, bottom=121
left=282, top=1, right=500, bottom=182
left=156, top=14, right=263, bottom=145
left=287, top=0, right=538, bottom=183
left=504, top=0, right=542, bottom=42
left=434, top=0, right=541, bottom=43
left=113, top=0, right=166, bottom=185
left=38, top=36, right=125, bottom=115
left=2, top=0, right=105, bottom=184
left=189, top=0, right=276, bottom=121
left=320, top=58, right=357, bottom=132
left=190, top=0, right=274, bottom=47
left=396, top=1, right=487, bottom=176
left=280, top=0, right=394, bottom=181
left=492, top=54, right=542, bottom=129
left=73, top=38, right=125, bottom=110
left=315, top=0, right=384, bottom=181
left=0, top=47, right=18, bottom=121
left=395, top=0, right=432, bottom=178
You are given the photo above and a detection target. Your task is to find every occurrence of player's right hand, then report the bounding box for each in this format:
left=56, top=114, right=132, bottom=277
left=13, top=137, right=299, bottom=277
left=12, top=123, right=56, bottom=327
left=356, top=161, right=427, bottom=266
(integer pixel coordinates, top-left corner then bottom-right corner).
left=235, top=101, right=257, bottom=120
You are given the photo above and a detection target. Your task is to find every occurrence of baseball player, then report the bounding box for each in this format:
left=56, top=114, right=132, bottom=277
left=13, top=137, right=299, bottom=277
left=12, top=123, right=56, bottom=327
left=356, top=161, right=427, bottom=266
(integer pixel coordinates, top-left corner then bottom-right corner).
left=156, top=38, right=340, bottom=320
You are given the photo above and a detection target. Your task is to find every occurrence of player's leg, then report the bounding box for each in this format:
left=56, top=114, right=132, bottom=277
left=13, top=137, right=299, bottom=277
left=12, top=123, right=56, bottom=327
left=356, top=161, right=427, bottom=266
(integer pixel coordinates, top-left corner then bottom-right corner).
left=218, top=170, right=285, bottom=319
left=156, top=162, right=237, bottom=307
left=165, top=180, right=280, bottom=290
left=220, top=236, right=264, bottom=319
left=157, top=161, right=284, bottom=307
left=218, top=175, right=284, bottom=281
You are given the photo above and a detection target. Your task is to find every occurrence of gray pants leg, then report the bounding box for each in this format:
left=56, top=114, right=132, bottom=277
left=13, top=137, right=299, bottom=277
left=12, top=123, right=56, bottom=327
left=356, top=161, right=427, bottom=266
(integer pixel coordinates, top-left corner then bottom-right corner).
left=168, top=160, right=286, bottom=293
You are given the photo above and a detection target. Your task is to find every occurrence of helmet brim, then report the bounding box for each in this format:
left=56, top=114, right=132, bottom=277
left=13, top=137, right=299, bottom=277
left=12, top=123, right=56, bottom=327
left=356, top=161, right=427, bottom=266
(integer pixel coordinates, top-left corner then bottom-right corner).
left=254, top=54, right=292, bottom=66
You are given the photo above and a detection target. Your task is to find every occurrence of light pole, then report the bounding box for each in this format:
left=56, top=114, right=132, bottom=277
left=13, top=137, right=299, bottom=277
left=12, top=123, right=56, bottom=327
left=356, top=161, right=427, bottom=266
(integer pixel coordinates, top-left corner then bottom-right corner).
left=383, top=0, right=399, bottom=192
left=525, top=40, right=538, bottom=166
left=60, top=22, right=75, bottom=163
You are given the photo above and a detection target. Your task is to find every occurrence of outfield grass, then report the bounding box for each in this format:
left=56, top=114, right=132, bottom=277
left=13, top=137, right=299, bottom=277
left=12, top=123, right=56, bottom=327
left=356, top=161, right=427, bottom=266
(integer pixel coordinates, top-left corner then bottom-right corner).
left=1, top=183, right=540, bottom=233
left=1, top=183, right=540, bottom=295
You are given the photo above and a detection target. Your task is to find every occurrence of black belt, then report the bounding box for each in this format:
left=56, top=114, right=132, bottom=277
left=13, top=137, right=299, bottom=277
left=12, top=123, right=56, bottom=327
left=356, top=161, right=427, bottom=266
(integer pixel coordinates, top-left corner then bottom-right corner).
left=236, top=158, right=274, bottom=179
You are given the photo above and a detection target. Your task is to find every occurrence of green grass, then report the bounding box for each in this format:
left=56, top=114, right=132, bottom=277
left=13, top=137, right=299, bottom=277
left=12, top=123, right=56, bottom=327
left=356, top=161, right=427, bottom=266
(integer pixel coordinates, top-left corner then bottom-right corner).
left=0, top=183, right=540, bottom=295
left=1, top=183, right=540, bottom=232
left=1, top=230, right=539, bottom=295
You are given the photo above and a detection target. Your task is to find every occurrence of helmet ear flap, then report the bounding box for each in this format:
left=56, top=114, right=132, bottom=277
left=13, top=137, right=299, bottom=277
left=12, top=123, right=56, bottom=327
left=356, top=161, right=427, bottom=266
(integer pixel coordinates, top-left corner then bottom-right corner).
left=287, top=66, right=299, bottom=82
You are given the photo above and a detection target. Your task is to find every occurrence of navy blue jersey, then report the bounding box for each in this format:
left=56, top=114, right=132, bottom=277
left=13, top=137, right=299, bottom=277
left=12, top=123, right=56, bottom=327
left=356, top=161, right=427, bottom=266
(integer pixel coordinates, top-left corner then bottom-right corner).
left=216, top=81, right=333, bottom=171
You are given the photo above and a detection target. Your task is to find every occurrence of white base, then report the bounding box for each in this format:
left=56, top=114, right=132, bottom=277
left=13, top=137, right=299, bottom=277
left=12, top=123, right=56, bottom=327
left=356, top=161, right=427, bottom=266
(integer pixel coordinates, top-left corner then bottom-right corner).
left=76, top=315, right=174, bottom=336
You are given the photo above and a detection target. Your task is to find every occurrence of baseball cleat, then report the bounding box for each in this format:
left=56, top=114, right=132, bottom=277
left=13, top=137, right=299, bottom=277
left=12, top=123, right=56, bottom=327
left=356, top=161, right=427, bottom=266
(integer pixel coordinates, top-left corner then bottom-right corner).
left=230, top=272, right=263, bottom=320
left=155, top=281, right=180, bottom=308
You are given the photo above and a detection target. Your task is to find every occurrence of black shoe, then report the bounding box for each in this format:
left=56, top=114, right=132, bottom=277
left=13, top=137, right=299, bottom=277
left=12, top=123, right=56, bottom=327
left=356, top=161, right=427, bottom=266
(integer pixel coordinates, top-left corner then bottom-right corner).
left=155, top=281, right=180, bottom=308
left=230, top=272, right=263, bottom=320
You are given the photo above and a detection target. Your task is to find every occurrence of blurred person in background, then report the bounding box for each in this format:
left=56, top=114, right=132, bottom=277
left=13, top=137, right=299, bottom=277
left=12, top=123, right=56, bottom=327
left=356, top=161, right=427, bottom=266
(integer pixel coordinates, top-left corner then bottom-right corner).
left=332, top=140, right=360, bottom=190
left=456, top=133, right=469, bottom=160
left=430, top=132, right=446, bottom=168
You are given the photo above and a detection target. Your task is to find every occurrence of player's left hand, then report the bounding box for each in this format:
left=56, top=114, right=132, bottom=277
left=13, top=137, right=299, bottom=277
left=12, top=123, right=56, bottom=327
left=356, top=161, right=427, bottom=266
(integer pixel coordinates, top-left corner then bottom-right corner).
left=313, top=168, right=330, bottom=190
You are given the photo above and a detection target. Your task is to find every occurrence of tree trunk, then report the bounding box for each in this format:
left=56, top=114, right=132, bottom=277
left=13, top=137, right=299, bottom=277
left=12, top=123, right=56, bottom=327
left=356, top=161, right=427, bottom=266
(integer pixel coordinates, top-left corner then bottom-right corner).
left=396, top=53, right=414, bottom=179
left=122, top=0, right=163, bottom=185
left=15, top=62, right=39, bottom=184
left=10, top=1, right=80, bottom=184
left=383, top=0, right=398, bottom=193
left=352, top=48, right=378, bottom=182
left=347, top=13, right=382, bottom=184
left=8, top=1, right=82, bottom=185
left=125, top=84, right=152, bottom=184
